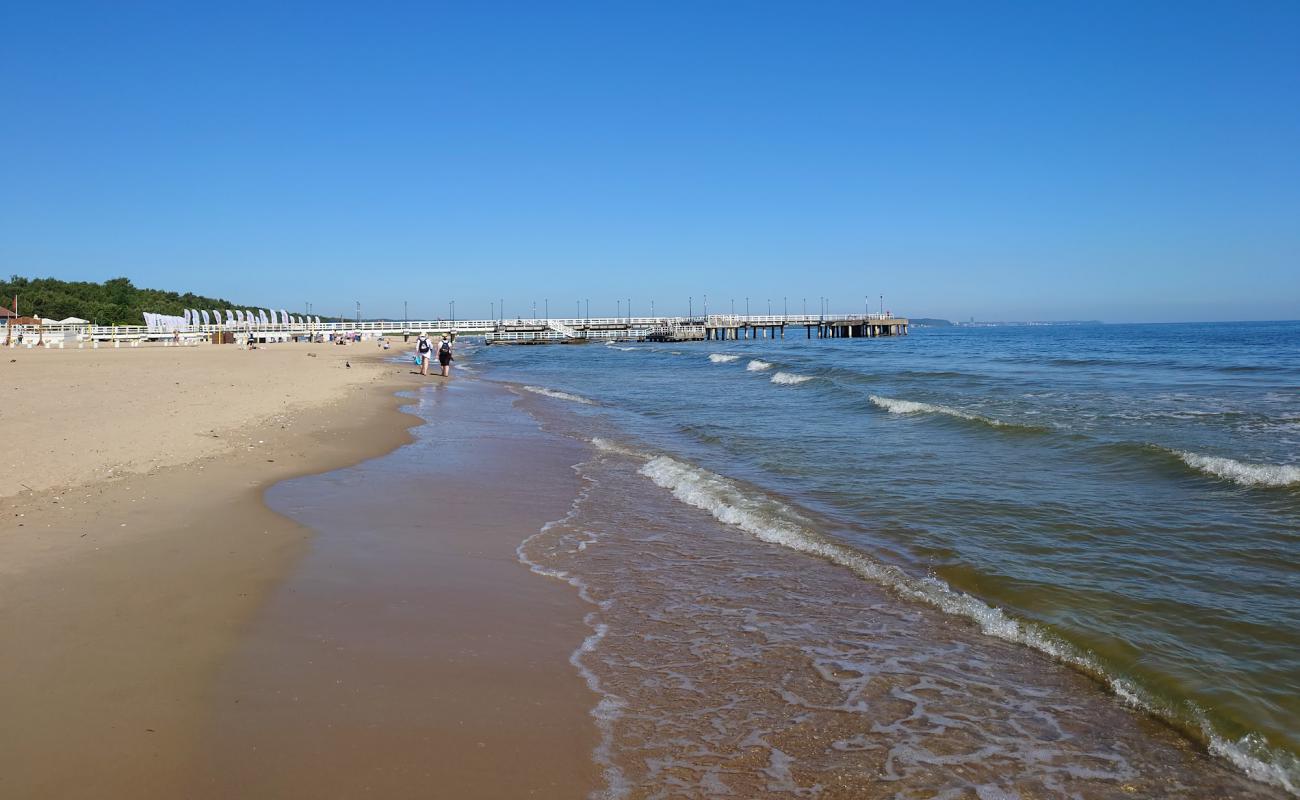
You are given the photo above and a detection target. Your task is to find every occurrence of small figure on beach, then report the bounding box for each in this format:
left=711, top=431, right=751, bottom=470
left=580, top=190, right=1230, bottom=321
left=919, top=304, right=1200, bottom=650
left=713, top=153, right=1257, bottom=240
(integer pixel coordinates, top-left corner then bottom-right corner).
left=416, top=333, right=434, bottom=376
left=438, top=335, right=453, bottom=377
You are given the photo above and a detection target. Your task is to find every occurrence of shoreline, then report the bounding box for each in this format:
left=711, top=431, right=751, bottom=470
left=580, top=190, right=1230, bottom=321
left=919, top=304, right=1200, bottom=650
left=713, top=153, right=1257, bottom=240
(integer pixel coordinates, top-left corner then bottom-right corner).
left=196, top=376, right=600, bottom=798
left=0, top=344, right=425, bottom=797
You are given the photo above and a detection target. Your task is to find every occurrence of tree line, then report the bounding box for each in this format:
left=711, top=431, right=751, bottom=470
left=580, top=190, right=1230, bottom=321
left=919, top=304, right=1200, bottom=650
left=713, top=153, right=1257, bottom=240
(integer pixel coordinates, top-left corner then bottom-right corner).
left=2, top=276, right=336, bottom=325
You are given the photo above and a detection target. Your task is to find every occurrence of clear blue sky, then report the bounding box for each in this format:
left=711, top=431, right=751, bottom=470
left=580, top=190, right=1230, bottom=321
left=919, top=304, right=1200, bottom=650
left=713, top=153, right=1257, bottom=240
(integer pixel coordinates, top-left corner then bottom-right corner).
left=2, top=1, right=1297, bottom=322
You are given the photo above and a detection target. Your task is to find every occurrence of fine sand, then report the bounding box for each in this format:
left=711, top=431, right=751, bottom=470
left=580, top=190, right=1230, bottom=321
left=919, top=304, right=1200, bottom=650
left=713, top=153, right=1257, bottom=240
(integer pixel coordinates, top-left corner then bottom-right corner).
left=1, top=339, right=405, bottom=500
left=0, top=340, right=595, bottom=798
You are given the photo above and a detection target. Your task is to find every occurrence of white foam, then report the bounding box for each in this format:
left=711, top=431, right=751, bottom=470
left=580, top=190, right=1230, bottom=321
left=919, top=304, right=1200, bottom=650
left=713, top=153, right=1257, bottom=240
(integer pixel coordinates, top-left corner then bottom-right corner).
left=709, top=353, right=740, bottom=363
left=746, top=359, right=774, bottom=372
left=870, top=394, right=1005, bottom=426
left=516, top=471, right=630, bottom=800
left=1205, top=729, right=1298, bottom=796
left=596, top=439, right=1300, bottom=795
left=522, top=385, right=595, bottom=405
left=770, top=371, right=812, bottom=385
left=627, top=449, right=1300, bottom=791
left=1175, top=451, right=1300, bottom=489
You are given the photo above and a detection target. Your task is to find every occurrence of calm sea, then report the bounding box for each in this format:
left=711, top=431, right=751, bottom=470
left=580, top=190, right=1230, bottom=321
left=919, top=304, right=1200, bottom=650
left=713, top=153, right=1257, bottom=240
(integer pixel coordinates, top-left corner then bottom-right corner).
left=476, top=321, right=1299, bottom=796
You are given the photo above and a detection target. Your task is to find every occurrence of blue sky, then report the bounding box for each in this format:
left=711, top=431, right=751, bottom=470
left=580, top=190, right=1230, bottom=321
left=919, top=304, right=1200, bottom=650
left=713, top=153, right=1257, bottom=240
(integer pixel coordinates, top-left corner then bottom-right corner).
left=2, top=1, right=1297, bottom=322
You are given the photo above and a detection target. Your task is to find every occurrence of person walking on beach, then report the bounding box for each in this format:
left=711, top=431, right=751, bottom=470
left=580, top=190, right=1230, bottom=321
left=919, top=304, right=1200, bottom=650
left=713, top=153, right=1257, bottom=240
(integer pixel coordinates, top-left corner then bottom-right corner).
left=437, top=334, right=453, bottom=377
left=416, top=333, right=434, bottom=375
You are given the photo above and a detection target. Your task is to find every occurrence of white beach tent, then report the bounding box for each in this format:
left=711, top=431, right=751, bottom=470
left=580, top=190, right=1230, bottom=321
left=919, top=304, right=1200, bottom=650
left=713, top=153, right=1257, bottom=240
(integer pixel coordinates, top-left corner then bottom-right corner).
left=57, top=317, right=89, bottom=325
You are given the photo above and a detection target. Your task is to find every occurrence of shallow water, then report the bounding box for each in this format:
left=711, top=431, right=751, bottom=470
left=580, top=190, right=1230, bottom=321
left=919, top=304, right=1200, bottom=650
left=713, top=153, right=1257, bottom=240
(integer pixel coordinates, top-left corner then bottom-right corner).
left=481, top=321, right=1300, bottom=795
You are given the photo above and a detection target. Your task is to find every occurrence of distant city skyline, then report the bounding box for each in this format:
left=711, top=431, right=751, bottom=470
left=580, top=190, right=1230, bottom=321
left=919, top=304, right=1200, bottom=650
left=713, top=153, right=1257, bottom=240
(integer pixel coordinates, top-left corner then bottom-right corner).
left=2, top=2, right=1297, bottom=324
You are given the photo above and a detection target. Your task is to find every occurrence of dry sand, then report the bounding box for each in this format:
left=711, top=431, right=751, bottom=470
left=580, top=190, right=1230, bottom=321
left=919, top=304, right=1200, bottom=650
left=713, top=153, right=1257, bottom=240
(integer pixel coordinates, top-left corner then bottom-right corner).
left=0, top=339, right=596, bottom=798
left=1, top=339, right=407, bottom=501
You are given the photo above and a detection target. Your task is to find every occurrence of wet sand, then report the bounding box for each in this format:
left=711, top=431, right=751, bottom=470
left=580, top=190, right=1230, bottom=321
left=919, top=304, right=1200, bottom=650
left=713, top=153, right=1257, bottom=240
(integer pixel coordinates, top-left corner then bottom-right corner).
left=198, top=379, right=600, bottom=798
left=1, top=343, right=592, bottom=798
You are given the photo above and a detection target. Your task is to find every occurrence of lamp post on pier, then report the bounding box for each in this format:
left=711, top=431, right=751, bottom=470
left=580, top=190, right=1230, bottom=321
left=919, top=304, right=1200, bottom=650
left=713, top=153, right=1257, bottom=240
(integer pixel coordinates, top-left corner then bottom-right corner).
left=544, top=298, right=548, bottom=321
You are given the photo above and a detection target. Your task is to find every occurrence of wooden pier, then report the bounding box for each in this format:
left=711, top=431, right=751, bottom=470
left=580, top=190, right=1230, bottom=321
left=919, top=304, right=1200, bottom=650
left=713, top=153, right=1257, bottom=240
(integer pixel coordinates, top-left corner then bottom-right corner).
left=4, top=314, right=907, bottom=348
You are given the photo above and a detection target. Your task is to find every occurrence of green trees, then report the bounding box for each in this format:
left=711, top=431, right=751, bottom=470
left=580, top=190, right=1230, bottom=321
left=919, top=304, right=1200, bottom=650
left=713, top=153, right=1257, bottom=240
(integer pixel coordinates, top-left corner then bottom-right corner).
left=1, top=276, right=240, bottom=325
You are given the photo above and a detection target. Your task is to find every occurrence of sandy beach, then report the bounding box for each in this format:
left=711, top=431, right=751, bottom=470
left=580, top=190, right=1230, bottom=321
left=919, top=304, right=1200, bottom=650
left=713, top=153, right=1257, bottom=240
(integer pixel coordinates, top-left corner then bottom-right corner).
left=0, top=339, right=596, bottom=798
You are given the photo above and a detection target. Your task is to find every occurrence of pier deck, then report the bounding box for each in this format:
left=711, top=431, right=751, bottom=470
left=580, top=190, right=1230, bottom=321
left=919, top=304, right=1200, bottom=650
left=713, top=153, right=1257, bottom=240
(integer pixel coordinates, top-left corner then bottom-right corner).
left=4, top=314, right=907, bottom=348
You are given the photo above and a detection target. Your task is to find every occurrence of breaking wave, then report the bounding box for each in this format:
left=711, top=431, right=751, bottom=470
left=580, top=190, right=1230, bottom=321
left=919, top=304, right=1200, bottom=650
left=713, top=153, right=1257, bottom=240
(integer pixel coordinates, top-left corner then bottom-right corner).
left=867, top=394, right=1050, bottom=433
left=609, top=445, right=1298, bottom=796
left=770, top=371, right=812, bottom=385
left=522, top=386, right=596, bottom=405
left=1174, top=451, right=1300, bottom=489
left=709, top=353, right=740, bottom=363
left=746, top=359, right=774, bottom=372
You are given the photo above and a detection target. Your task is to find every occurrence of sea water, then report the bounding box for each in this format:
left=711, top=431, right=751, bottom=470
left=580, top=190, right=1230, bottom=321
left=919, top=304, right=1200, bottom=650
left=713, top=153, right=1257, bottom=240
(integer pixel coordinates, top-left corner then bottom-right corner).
left=479, top=321, right=1299, bottom=797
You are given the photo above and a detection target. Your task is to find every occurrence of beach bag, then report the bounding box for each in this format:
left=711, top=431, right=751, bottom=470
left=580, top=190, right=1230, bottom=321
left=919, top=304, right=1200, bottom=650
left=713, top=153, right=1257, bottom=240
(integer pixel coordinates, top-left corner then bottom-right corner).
left=411, top=353, right=422, bottom=365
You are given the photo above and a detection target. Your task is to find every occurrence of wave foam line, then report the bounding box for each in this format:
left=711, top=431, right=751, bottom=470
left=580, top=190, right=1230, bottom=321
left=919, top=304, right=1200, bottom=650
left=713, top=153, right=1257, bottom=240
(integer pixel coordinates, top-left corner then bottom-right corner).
left=771, top=371, right=812, bottom=385
left=516, top=469, right=630, bottom=800
left=523, top=385, right=596, bottom=405
left=1174, top=451, right=1300, bottom=489
left=869, top=394, right=1015, bottom=428
left=625, top=448, right=1298, bottom=796
left=746, top=359, right=774, bottom=372
left=709, top=353, right=740, bottom=363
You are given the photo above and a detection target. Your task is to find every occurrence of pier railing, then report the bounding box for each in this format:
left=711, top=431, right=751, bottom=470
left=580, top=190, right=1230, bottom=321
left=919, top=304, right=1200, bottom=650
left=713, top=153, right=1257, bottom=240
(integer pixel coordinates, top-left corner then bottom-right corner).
left=4, top=312, right=901, bottom=346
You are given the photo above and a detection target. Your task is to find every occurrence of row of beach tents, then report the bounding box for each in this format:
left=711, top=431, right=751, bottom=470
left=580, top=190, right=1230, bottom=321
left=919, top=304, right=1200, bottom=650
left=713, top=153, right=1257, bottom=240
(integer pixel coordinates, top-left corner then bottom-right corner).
left=141, top=310, right=324, bottom=331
